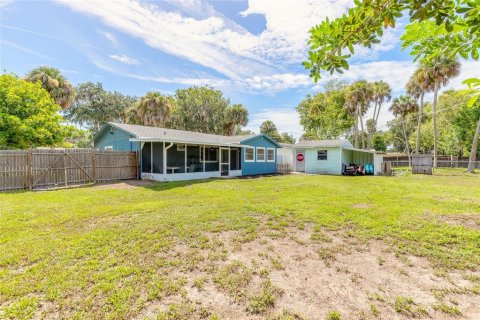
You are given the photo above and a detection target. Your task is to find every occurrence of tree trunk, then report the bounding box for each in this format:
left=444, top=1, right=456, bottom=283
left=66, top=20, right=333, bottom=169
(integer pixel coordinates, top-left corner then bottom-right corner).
left=433, top=82, right=439, bottom=167
left=402, top=120, right=411, bottom=167
left=415, top=92, right=424, bottom=155
left=375, top=102, right=382, bottom=124
left=372, top=101, right=378, bottom=126
left=467, top=116, right=480, bottom=173
left=368, top=102, right=378, bottom=149
left=359, top=112, right=365, bottom=149
left=354, top=107, right=359, bottom=148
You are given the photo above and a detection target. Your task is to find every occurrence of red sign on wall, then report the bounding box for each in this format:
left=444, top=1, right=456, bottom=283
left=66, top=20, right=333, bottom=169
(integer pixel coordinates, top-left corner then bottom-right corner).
left=296, top=153, right=304, bottom=162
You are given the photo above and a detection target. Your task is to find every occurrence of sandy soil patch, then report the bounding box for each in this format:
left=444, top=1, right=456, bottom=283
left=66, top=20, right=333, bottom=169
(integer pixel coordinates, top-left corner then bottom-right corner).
left=93, top=180, right=155, bottom=190
left=134, top=222, right=480, bottom=320
left=437, top=214, right=480, bottom=230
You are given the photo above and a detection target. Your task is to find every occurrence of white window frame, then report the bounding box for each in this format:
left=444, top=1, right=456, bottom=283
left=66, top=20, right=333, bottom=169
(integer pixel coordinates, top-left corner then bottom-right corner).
left=256, top=147, right=266, bottom=162
left=104, top=146, right=113, bottom=151
left=266, top=148, right=275, bottom=162
left=202, top=147, right=218, bottom=163
left=244, top=147, right=255, bottom=162
left=317, top=150, right=328, bottom=160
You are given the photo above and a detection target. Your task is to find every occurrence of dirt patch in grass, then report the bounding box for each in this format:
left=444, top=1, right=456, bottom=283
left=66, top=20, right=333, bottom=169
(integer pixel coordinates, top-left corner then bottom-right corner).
left=93, top=180, right=155, bottom=190
left=351, top=203, right=373, bottom=209
left=436, top=214, right=480, bottom=230
left=131, top=223, right=480, bottom=320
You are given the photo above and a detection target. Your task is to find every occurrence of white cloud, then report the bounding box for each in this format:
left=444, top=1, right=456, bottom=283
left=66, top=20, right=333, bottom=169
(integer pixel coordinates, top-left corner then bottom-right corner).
left=57, top=0, right=422, bottom=96
left=1, top=39, right=54, bottom=61
left=0, top=0, right=13, bottom=8
left=99, top=30, right=118, bottom=46
left=246, top=108, right=303, bottom=138
left=109, top=54, right=140, bottom=65
left=57, top=0, right=272, bottom=80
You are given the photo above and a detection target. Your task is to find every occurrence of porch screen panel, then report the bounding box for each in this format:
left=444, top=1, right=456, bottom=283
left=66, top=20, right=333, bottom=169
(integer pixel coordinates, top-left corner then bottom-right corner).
left=187, top=145, right=202, bottom=172
left=141, top=142, right=152, bottom=173
left=205, top=147, right=219, bottom=172
left=167, top=143, right=186, bottom=173
left=152, top=142, right=163, bottom=174
left=230, top=148, right=240, bottom=170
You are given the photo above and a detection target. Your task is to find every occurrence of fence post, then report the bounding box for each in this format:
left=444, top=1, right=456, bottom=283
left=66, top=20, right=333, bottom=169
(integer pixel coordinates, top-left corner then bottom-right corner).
left=27, top=149, right=33, bottom=190
left=92, top=150, right=96, bottom=184
left=63, top=152, right=68, bottom=187
left=135, top=150, right=139, bottom=180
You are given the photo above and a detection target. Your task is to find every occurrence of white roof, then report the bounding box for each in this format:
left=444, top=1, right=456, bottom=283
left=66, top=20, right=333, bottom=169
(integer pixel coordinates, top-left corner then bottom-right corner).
left=281, top=139, right=376, bottom=153
left=285, top=139, right=353, bottom=149
left=102, top=122, right=275, bottom=147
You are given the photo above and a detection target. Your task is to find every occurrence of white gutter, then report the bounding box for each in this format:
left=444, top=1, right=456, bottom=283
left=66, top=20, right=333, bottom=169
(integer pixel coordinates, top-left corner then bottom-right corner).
left=129, top=138, right=246, bottom=147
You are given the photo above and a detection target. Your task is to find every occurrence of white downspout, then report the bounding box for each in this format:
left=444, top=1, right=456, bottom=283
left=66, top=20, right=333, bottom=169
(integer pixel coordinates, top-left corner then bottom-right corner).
left=164, top=142, right=173, bottom=179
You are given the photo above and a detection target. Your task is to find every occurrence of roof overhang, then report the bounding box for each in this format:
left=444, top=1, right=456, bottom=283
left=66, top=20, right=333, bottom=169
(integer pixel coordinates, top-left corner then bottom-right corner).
left=129, top=138, right=246, bottom=148
left=341, top=146, right=377, bottom=153
left=287, top=144, right=344, bottom=149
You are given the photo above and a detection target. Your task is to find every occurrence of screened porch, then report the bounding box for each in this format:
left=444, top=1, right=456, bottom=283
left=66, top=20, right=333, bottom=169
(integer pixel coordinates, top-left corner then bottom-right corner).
left=140, top=142, right=241, bottom=181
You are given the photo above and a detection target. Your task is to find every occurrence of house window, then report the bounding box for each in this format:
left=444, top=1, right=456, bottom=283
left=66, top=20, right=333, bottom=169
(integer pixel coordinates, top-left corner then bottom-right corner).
left=256, top=147, right=266, bottom=162
left=245, top=147, right=255, bottom=162
left=104, top=146, right=113, bottom=151
left=267, top=148, right=275, bottom=162
left=204, top=147, right=218, bottom=162
left=317, top=150, right=328, bottom=160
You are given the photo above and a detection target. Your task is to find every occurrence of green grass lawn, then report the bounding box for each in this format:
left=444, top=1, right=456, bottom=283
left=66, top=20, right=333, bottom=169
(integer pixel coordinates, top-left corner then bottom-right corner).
left=0, top=173, right=479, bottom=319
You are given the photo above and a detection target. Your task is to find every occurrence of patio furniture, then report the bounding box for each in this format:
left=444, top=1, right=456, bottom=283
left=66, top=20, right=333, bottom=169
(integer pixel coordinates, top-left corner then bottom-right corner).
left=167, top=166, right=180, bottom=173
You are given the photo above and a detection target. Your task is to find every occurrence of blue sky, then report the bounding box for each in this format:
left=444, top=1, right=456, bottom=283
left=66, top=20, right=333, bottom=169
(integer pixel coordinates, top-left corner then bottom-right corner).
left=1, top=0, right=478, bottom=137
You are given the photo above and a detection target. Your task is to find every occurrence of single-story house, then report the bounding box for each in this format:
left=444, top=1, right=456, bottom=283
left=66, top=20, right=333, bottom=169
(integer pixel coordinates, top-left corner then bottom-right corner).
left=94, top=122, right=280, bottom=181
left=278, top=139, right=383, bottom=175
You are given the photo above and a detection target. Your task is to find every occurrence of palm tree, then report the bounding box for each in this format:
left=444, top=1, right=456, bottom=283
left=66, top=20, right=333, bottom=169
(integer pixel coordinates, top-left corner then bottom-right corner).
left=369, top=81, right=391, bottom=148
left=421, top=56, right=461, bottom=166
left=407, top=66, right=434, bottom=155
left=223, top=104, right=249, bottom=136
left=371, top=81, right=392, bottom=124
left=344, top=87, right=359, bottom=147
left=389, top=95, right=419, bottom=166
left=260, top=120, right=278, bottom=137
left=366, top=118, right=376, bottom=149
left=127, top=91, right=176, bottom=127
left=345, top=81, right=371, bottom=149
left=25, top=66, right=75, bottom=109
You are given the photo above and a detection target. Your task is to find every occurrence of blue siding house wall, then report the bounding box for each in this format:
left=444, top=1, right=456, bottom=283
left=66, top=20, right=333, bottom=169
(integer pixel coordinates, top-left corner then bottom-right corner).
left=241, top=135, right=278, bottom=176
left=94, top=126, right=140, bottom=152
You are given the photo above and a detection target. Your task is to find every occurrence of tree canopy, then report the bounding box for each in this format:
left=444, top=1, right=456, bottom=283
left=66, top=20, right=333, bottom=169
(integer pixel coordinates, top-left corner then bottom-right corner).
left=64, top=82, right=136, bottom=133
left=25, top=66, right=75, bottom=109
left=172, top=86, right=249, bottom=136
left=0, top=74, right=64, bottom=149
left=304, top=0, right=479, bottom=81
left=126, top=91, right=176, bottom=128
left=297, top=81, right=353, bottom=140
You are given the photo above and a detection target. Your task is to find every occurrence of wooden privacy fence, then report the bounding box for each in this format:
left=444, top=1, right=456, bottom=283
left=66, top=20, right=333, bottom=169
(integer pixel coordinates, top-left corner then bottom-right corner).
left=0, top=148, right=138, bottom=191
left=412, top=155, right=433, bottom=175
left=276, top=163, right=292, bottom=174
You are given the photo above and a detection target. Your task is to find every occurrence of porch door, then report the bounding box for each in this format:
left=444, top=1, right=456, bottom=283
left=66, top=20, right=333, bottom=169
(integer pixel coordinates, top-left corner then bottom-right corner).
left=296, top=150, right=305, bottom=172
left=220, top=148, right=230, bottom=176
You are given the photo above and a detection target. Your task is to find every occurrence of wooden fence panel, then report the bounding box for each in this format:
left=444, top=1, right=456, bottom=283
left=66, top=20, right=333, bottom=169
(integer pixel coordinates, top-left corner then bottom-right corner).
left=0, top=150, right=29, bottom=191
left=0, top=148, right=137, bottom=191
left=94, top=151, right=137, bottom=181
left=412, top=155, right=433, bottom=175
